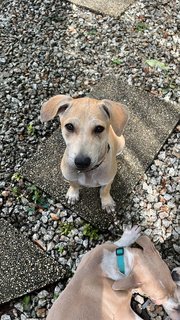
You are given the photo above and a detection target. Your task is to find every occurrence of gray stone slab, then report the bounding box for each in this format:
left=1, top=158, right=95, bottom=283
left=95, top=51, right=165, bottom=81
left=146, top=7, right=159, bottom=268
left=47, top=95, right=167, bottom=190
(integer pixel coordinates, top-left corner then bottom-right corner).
left=67, top=0, right=135, bottom=17
left=0, top=218, right=63, bottom=304
left=22, top=131, right=112, bottom=230
left=21, top=77, right=179, bottom=230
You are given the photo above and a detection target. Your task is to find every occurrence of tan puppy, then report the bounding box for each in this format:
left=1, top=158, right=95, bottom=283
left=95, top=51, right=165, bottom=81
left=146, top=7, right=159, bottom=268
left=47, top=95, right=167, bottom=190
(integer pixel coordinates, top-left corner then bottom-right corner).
left=46, top=226, right=180, bottom=320
left=40, top=96, right=128, bottom=212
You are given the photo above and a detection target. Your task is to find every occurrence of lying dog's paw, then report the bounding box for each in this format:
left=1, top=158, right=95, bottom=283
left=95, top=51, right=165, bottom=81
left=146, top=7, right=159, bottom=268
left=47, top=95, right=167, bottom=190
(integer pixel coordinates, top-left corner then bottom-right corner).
left=123, top=225, right=141, bottom=242
left=114, top=225, right=141, bottom=247
left=66, top=187, right=79, bottom=205
left=101, top=196, right=116, bottom=213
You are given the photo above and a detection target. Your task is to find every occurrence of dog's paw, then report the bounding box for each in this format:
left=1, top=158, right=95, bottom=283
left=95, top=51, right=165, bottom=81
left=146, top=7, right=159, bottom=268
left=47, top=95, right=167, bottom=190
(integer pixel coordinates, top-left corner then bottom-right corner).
left=114, top=225, right=141, bottom=247
left=66, top=187, right=79, bottom=205
left=101, top=196, right=116, bottom=213
left=123, top=225, right=141, bottom=242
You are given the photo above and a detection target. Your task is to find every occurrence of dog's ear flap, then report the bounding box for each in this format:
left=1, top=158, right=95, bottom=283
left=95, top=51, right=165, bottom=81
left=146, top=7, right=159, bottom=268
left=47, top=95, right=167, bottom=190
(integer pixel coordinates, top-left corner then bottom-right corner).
left=101, top=99, right=129, bottom=136
left=112, top=274, right=142, bottom=291
left=135, top=236, right=157, bottom=254
left=40, top=95, right=73, bottom=122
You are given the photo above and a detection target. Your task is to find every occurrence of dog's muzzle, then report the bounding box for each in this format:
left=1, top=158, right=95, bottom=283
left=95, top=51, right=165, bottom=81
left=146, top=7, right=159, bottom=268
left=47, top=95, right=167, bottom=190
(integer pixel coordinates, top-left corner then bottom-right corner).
left=74, top=155, right=91, bottom=170
left=172, top=270, right=180, bottom=283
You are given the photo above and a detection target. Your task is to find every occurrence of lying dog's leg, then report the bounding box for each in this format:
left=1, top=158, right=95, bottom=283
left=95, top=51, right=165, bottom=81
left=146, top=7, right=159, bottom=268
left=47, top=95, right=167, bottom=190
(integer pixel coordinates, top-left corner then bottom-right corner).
left=66, top=182, right=80, bottom=205
left=114, top=225, right=141, bottom=247
left=100, top=182, right=115, bottom=213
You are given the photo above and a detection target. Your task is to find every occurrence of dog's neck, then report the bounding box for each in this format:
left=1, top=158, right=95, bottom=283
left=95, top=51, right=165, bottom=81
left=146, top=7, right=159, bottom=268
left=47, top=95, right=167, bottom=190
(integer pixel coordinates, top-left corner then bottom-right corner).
left=101, top=247, right=134, bottom=281
left=100, top=248, right=143, bottom=320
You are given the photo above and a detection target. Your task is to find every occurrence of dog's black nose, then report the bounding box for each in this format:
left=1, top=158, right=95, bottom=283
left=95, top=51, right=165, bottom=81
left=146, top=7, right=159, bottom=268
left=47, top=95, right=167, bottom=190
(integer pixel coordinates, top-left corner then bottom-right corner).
left=75, top=155, right=91, bottom=170
left=172, top=270, right=180, bottom=283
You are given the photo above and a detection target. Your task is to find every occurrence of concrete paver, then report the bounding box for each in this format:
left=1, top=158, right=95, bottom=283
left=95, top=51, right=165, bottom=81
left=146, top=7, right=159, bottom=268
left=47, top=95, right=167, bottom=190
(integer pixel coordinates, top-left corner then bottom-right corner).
left=0, top=218, right=63, bottom=304
left=21, top=77, right=180, bottom=230
left=67, top=0, right=135, bottom=17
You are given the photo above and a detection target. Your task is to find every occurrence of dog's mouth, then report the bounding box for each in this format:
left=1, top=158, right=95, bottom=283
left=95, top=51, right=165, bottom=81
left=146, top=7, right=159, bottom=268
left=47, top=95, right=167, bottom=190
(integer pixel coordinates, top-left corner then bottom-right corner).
left=74, top=144, right=110, bottom=173
left=76, top=158, right=104, bottom=173
left=76, top=144, right=110, bottom=173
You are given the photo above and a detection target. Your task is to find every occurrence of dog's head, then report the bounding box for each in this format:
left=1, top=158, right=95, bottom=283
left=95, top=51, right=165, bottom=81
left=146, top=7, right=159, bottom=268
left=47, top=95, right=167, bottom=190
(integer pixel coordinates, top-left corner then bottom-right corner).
left=112, top=236, right=180, bottom=319
left=40, top=95, right=128, bottom=171
left=163, top=267, right=180, bottom=320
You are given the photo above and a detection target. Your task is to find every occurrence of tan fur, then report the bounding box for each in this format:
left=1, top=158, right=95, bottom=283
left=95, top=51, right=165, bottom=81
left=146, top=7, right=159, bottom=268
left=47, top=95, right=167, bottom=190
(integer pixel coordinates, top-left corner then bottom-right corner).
left=46, top=244, right=139, bottom=320
left=40, top=96, right=129, bottom=212
left=46, top=232, right=180, bottom=320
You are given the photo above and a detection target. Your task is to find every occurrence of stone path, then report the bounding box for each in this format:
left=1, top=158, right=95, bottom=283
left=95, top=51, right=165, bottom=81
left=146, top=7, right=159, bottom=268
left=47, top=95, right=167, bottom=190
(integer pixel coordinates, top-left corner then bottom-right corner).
left=1, top=0, right=179, bottom=311
left=0, top=218, right=63, bottom=304
left=22, top=77, right=180, bottom=230
left=67, top=0, right=135, bottom=17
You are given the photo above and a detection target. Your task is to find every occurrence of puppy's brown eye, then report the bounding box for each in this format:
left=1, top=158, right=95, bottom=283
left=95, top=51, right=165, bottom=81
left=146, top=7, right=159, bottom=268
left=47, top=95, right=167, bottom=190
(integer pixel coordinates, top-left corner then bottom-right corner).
left=94, top=125, right=105, bottom=134
left=65, top=123, right=74, bottom=132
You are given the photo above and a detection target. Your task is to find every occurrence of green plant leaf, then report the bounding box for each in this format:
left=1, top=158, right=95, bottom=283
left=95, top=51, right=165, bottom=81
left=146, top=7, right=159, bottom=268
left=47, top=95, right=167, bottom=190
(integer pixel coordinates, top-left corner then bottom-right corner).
left=53, top=292, right=60, bottom=300
left=27, top=207, right=35, bottom=214
left=59, top=222, right=74, bottom=236
left=135, top=22, right=148, bottom=32
left=27, top=123, right=35, bottom=135
left=83, top=223, right=99, bottom=241
left=87, top=29, right=97, bottom=35
left=57, top=246, right=64, bottom=254
left=11, top=186, right=21, bottom=197
left=112, top=58, right=122, bottom=65
left=23, top=295, right=31, bottom=306
left=11, top=172, right=23, bottom=182
left=26, top=184, right=43, bottom=204
left=145, top=59, right=169, bottom=70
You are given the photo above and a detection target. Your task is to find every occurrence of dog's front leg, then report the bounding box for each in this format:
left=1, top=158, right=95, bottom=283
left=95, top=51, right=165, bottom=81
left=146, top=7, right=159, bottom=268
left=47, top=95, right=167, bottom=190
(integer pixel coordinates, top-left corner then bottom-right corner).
left=66, top=182, right=80, bottom=205
left=100, top=183, right=115, bottom=213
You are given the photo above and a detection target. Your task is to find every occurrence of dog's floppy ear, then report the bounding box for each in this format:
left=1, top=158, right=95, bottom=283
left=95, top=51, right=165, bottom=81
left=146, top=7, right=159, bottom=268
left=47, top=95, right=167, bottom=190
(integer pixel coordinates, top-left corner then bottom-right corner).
left=40, top=95, right=73, bottom=122
left=135, top=236, right=157, bottom=254
left=101, top=99, right=129, bottom=136
left=112, top=273, right=142, bottom=291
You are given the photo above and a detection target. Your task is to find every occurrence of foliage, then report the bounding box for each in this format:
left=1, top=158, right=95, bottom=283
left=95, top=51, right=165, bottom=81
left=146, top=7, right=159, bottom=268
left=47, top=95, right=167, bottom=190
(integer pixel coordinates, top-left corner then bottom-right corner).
left=11, top=186, right=21, bottom=198
left=26, top=184, right=49, bottom=208
left=135, top=22, right=148, bottom=32
left=59, top=222, right=74, bottom=236
left=145, top=59, right=169, bottom=70
left=23, top=295, right=31, bottom=310
left=26, top=206, right=36, bottom=214
left=83, top=223, right=99, bottom=241
left=57, top=245, right=65, bottom=255
left=27, top=123, right=35, bottom=135
left=87, top=29, right=97, bottom=35
left=111, top=58, right=122, bottom=65
left=53, top=292, right=60, bottom=300
left=27, top=184, right=42, bottom=203
left=11, top=172, right=23, bottom=182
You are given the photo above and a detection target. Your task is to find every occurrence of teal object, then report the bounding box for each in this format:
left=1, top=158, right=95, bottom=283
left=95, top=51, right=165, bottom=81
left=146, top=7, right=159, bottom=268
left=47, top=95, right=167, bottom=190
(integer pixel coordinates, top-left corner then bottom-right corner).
left=116, top=247, right=125, bottom=274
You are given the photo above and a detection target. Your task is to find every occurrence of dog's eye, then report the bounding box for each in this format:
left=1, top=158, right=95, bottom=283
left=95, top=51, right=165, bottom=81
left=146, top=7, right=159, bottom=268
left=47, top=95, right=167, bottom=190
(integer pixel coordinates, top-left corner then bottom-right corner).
left=94, top=125, right=105, bottom=134
left=65, top=123, right=74, bottom=132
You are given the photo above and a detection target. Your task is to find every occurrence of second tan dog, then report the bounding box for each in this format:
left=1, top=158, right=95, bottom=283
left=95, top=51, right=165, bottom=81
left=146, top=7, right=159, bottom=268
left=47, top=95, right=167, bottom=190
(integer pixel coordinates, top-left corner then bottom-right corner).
left=46, top=226, right=180, bottom=320
left=40, top=96, right=129, bottom=212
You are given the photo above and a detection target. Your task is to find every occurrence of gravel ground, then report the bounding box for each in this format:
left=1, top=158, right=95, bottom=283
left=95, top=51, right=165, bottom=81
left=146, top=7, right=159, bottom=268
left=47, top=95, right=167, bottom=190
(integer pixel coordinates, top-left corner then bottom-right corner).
left=0, top=0, right=179, bottom=319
